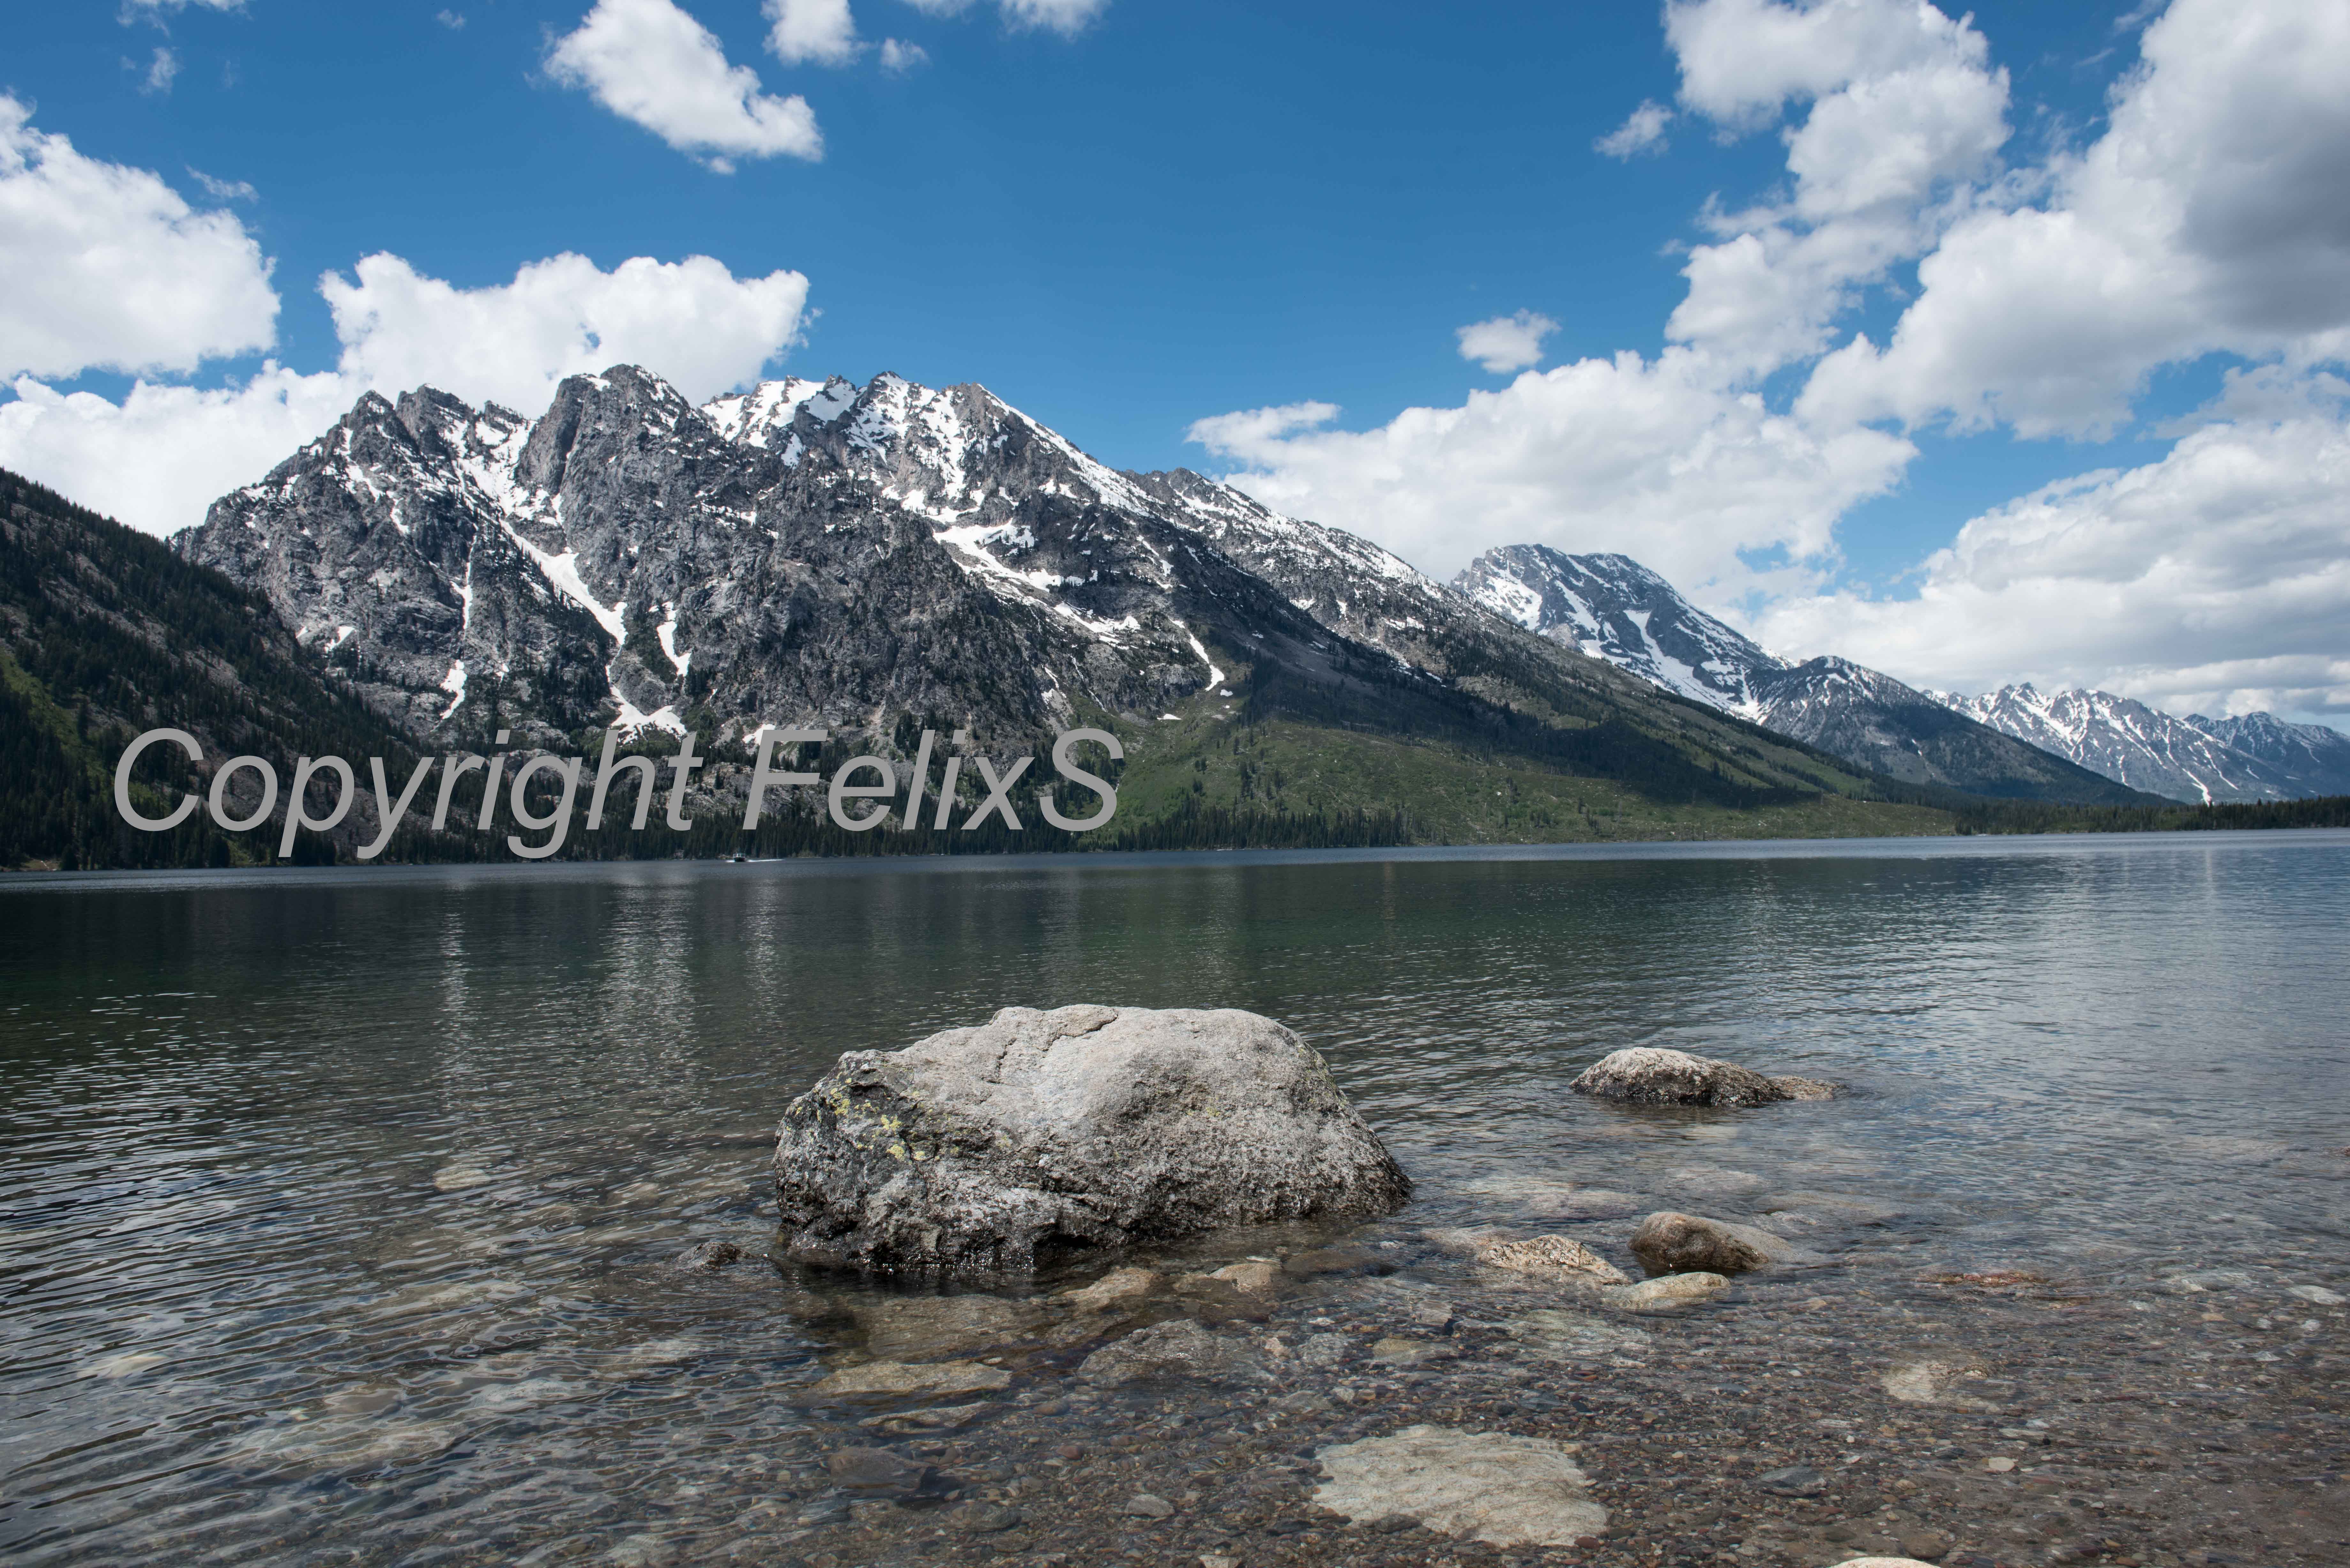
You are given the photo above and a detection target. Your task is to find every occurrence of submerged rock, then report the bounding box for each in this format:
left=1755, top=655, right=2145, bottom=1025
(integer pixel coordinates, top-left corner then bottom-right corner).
left=1571, top=1047, right=1839, bottom=1108
left=1604, top=1271, right=1731, bottom=1311
left=1058, top=1266, right=1164, bottom=1313
left=1077, top=1318, right=1271, bottom=1387
left=1504, top=1309, right=1653, bottom=1361
left=671, top=1240, right=743, bottom=1271
left=855, top=1294, right=1049, bottom=1359
left=1879, top=1357, right=1992, bottom=1408
left=1474, top=1235, right=1631, bottom=1288
left=773, top=1005, right=1410, bottom=1275
left=827, top=1445, right=935, bottom=1497
left=807, top=1358, right=1012, bottom=1399
left=1630, top=1211, right=1819, bottom=1275
left=1312, top=1424, right=1607, bottom=1547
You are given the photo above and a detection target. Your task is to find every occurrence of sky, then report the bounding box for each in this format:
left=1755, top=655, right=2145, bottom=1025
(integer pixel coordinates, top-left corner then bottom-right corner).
left=2, top=0, right=2346, bottom=727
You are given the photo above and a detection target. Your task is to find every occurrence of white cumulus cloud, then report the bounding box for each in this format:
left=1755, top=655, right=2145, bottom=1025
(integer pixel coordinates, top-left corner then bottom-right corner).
left=1456, top=310, right=1558, bottom=375
left=0, top=367, right=356, bottom=543
left=902, top=0, right=1108, bottom=34
left=1798, top=0, right=2350, bottom=438
left=321, top=251, right=811, bottom=412
left=879, top=38, right=929, bottom=73
left=765, top=0, right=861, bottom=66
left=0, top=95, right=278, bottom=381
left=547, top=0, right=822, bottom=170
left=1596, top=100, right=1673, bottom=159
left=3, top=249, right=811, bottom=537
left=1664, top=0, right=2010, bottom=378
left=0, top=109, right=817, bottom=537
left=1190, top=349, right=1913, bottom=590
left=135, top=48, right=181, bottom=96
left=1754, top=376, right=2350, bottom=720
left=997, top=0, right=1111, bottom=34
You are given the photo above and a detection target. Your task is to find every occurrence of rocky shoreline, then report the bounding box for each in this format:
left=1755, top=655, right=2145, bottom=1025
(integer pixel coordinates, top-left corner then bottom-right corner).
left=654, top=1217, right=2348, bottom=1568
left=712, top=1022, right=2350, bottom=1568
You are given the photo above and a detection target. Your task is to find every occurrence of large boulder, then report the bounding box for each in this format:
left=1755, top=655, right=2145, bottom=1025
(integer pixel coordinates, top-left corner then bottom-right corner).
left=773, top=1005, right=1411, bottom=1275
left=1571, top=1047, right=1837, bottom=1107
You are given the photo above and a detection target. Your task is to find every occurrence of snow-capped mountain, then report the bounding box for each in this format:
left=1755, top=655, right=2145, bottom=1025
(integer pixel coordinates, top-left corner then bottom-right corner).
left=178, top=367, right=1878, bottom=814
left=1456, top=545, right=2153, bottom=803
left=1938, top=685, right=2350, bottom=803
left=1453, top=548, right=1778, bottom=716
left=2187, top=711, right=2350, bottom=795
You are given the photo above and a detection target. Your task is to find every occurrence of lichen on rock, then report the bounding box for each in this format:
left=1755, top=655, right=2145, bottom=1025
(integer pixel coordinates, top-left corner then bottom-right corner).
left=772, top=1005, right=1410, bottom=1276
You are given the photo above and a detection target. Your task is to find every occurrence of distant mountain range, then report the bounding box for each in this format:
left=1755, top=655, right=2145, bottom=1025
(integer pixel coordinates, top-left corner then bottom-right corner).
left=1455, top=543, right=2349, bottom=804
left=1936, top=685, right=2350, bottom=803
left=37, top=358, right=2343, bottom=871
left=134, top=366, right=1973, bottom=859
left=1454, top=547, right=2146, bottom=802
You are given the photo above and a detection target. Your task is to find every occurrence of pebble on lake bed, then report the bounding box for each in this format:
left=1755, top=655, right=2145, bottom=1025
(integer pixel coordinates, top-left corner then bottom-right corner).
left=1570, top=1047, right=1839, bottom=1108
left=1312, top=1423, right=1606, bottom=1546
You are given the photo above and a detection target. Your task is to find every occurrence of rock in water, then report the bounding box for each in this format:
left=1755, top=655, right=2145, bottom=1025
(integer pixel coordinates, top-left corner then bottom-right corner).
left=773, top=1005, right=1409, bottom=1274
left=1474, top=1235, right=1631, bottom=1287
left=1570, top=1047, right=1838, bottom=1107
left=1077, top=1319, right=1271, bottom=1387
left=1629, top=1211, right=1819, bottom=1275
left=1604, top=1271, right=1731, bottom=1311
left=1312, top=1424, right=1607, bottom=1546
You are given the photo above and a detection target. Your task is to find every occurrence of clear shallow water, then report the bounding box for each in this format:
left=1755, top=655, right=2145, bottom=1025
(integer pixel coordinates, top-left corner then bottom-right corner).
left=3, top=832, right=2347, bottom=1564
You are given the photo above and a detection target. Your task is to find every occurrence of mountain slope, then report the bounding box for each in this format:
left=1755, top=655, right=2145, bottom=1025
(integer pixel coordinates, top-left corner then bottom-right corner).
left=2186, top=711, right=2350, bottom=796
left=1937, top=684, right=2350, bottom=802
left=175, top=367, right=1952, bottom=843
left=0, top=467, right=429, bottom=869
left=1456, top=544, right=2156, bottom=804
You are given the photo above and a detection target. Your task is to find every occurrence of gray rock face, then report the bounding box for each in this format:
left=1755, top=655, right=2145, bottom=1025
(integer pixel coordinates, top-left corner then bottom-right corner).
left=772, top=1005, right=1410, bottom=1276
left=1629, top=1211, right=1818, bottom=1276
left=1570, top=1047, right=1835, bottom=1108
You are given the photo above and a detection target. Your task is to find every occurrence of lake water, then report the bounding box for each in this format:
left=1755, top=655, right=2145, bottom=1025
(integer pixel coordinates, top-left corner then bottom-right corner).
left=4, top=833, right=2347, bottom=1567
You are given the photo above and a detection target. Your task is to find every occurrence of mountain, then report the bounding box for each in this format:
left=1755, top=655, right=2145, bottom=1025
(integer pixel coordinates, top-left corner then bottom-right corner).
left=1456, top=545, right=2156, bottom=804
left=1938, top=684, right=2350, bottom=803
left=172, top=366, right=1952, bottom=847
left=2187, top=711, right=2350, bottom=795
left=0, top=466, right=428, bottom=869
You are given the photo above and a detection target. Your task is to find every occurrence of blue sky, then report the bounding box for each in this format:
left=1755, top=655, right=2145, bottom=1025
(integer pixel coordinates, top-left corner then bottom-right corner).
left=3, top=0, right=2346, bottom=722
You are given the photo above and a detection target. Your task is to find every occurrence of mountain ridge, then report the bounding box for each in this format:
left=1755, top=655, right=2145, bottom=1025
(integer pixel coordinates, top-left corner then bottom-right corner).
left=1453, top=544, right=2157, bottom=804
left=1937, top=683, right=2350, bottom=803
left=169, top=365, right=1966, bottom=843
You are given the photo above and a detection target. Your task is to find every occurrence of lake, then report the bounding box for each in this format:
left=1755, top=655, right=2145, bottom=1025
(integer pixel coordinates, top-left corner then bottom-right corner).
left=4, top=832, right=2347, bottom=1567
